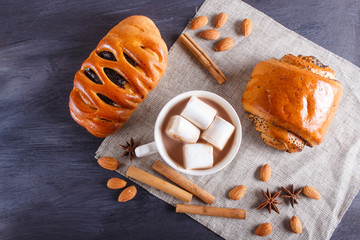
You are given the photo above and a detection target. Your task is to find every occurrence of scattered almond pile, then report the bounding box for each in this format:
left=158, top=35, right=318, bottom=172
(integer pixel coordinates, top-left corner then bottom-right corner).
left=189, top=13, right=252, bottom=52
left=97, top=154, right=322, bottom=236
left=97, top=156, right=137, bottom=203
left=254, top=163, right=321, bottom=236
left=224, top=162, right=322, bottom=236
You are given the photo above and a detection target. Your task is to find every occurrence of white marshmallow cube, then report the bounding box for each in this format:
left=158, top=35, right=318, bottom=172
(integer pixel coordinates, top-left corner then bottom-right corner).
left=165, top=115, right=200, bottom=143
left=201, top=116, right=235, bottom=150
left=183, top=143, right=214, bottom=170
left=181, top=96, right=217, bottom=130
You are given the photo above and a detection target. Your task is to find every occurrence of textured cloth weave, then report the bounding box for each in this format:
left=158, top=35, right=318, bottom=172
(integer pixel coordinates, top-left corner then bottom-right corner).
left=96, top=1, right=360, bottom=239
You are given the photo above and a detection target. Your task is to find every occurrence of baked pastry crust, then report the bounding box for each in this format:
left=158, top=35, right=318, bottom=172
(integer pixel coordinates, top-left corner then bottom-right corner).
left=69, top=16, right=168, bottom=137
left=242, top=54, right=342, bottom=152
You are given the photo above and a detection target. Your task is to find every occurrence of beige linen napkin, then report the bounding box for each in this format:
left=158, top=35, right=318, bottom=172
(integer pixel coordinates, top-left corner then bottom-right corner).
left=96, top=0, right=360, bottom=239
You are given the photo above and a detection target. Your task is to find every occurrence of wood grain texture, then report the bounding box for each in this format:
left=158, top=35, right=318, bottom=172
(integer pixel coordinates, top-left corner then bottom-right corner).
left=0, top=0, right=358, bottom=239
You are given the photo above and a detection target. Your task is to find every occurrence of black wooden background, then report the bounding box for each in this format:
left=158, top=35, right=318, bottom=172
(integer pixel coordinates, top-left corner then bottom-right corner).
left=1, top=0, right=359, bottom=239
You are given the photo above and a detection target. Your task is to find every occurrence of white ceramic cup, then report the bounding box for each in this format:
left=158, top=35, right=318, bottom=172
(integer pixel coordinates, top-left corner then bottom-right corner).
left=135, top=90, right=242, bottom=176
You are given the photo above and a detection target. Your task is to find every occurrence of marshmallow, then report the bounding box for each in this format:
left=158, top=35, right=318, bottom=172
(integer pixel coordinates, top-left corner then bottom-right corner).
left=165, top=115, right=200, bottom=143
left=183, top=143, right=214, bottom=170
left=201, top=116, right=235, bottom=150
left=181, top=96, right=217, bottom=130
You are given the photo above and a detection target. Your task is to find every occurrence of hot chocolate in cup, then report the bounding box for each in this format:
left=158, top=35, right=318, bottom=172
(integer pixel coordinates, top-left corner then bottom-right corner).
left=135, top=90, right=242, bottom=176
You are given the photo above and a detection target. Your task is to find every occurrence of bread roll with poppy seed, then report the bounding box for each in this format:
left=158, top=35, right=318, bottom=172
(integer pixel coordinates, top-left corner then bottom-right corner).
left=69, top=16, right=168, bottom=137
left=241, top=54, right=342, bottom=153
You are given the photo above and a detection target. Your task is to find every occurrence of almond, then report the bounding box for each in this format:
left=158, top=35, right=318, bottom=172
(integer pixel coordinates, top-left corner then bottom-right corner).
left=118, top=186, right=137, bottom=202
left=215, top=12, right=228, bottom=29
left=241, top=18, right=252, bottom=37
left=190, top=16, right=208, bottom=30
left=97, top=157, right=119, bottom=171
left=200, top=29, right=220, bottom=40
left=107, top=178, right=127, bottom=189
left=303, top=186, right=322, bottom=199
left=216, top=37, right=234, bottom=52
left=255, top=222, right=273, bottom=237
left=290, top=215, right=303, bottom=234
left=260, top=164, right=271, bottom=182
left=229, top=185, right=246, bottom=200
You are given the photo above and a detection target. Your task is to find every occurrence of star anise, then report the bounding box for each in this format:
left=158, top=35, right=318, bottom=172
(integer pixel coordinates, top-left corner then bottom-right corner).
left=257, top=188, right=282, bottom=214
left=281, top=185, right=302, bottom=208
left=120, top=138, right=141, bottom=161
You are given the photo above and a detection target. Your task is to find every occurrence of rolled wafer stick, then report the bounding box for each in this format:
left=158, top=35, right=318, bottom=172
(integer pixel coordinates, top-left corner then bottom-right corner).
left=179, top=33, right=227, bottom=84
left=126, top=165, right=192, bottom=203
left=152, top=160, right=215, bottom=205
left=176, top=204, right=246, bottom=219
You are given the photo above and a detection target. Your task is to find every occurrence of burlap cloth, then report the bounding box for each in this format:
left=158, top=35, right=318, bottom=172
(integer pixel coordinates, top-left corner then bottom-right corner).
left=96, top=0, right=360, bottom=239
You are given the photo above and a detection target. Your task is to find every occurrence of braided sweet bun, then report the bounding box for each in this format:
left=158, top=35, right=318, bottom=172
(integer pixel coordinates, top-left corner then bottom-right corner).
left=242, top=54, right=342, bottom=153
left=69, top=16, right=168, bottom=137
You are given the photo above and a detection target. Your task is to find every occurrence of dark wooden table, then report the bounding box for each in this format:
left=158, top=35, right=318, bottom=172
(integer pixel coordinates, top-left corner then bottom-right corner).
left=1, top=0, right=359, bottom=239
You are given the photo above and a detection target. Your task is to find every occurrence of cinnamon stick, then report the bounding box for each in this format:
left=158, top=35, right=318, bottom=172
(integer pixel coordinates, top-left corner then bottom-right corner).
left=179, top=33, right=227, bottom=84
left=126, top=165, right=193, bottom=203
left=176, top=204, right=246, bottom=219
left=152, top=160, right=215, bottom=205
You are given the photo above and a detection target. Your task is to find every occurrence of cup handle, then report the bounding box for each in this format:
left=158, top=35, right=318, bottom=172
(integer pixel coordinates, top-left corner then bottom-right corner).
left=135, top=141, right=158, bottom=157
